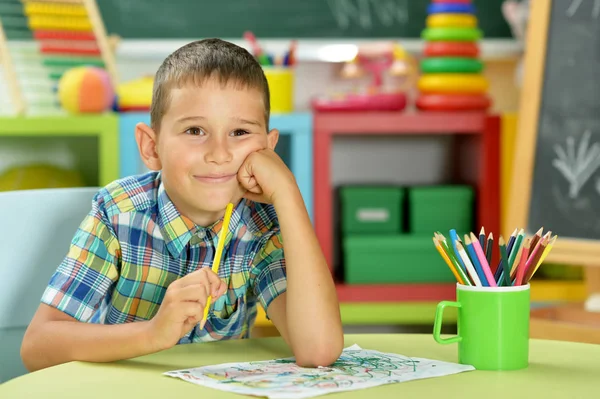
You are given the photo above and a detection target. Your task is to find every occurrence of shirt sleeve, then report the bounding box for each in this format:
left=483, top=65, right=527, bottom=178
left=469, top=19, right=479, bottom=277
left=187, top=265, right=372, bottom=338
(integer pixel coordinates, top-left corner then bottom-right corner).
left=250, top=230, right=287, bottom=313
left=41, top=192, right=120, bottom=323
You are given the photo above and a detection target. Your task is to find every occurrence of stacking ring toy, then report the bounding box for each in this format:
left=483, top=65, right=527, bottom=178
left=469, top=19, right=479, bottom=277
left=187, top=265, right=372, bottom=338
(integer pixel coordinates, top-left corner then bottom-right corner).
left=416, top=93, right=491, bottom=111
left=424, top=42, right=479, bottom=57
left=427, top=3, right=476, bottom=14
left=421, top=27, right=482, bottom=41
left=418, top=74, right=489, bottom=94
left=427, top=14, right=477, bottom=28
left=420, top=57, right=483, bottom=73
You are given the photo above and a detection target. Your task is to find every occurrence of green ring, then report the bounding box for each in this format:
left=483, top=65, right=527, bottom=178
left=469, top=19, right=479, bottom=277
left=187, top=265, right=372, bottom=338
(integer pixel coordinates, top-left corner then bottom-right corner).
left=420, top=57, right=484, bottom=73
left=421, top=27, right=483, bottom=41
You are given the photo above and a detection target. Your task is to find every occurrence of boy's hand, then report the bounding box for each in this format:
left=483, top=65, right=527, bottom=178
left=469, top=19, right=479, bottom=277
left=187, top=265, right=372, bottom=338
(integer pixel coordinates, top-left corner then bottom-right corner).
left=147, top=267, right=227, bottom=351
left=237, top=149, right=299, bottom=205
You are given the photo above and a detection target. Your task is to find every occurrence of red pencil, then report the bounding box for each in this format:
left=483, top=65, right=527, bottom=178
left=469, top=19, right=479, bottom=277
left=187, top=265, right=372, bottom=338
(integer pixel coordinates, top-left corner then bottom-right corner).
left=514, top=238, right=531, bottom=285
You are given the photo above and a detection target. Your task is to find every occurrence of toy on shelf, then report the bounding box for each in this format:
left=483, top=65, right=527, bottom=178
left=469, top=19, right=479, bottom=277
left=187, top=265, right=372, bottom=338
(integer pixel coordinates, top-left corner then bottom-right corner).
left=0, top=0, right=117, bottom=115
left=0, top=20, right=26, bottom=115
left=58, top=65, right=114, bottom=113
left=0, top=164, right=84, bottom=191
left=417, top=0, right=492, bottom=112
left=311, top=42, right=416, bottom=112
left=116, top=75, right=153, bottom=112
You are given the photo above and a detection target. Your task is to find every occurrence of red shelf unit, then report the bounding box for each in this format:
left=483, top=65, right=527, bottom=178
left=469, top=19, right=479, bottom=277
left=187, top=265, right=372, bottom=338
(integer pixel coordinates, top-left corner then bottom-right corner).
left=313, top=111, right=501, bottom=302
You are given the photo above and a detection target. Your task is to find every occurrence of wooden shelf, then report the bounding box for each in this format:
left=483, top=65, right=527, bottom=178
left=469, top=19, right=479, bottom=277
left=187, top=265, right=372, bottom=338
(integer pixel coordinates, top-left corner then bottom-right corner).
left=313, top=111, right=501, bottom=302
left=253, top=280, right=587, bottom=327
left=335, top=283, right=456, bottom=302
left=0, top=114, right=119, bottom=186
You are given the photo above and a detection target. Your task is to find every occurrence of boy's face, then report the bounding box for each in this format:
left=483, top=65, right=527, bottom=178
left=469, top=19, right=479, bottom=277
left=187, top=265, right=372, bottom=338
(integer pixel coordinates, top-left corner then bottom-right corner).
left=138, top=77, right=278, bottom=225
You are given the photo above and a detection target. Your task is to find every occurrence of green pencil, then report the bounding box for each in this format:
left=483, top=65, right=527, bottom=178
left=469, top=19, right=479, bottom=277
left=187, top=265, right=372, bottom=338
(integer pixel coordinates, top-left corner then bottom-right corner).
left=507, top=229, right=525, bottom=280
left=499, top=236, right=511, bottom=286
left=435, top=233, right=472, bottom=286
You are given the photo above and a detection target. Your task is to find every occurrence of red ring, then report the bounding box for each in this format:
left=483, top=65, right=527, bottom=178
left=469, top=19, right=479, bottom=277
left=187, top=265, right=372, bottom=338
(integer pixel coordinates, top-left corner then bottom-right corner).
left=416, top=94, right=491, bottom=111
left=424, top=42, right=480, bottom=58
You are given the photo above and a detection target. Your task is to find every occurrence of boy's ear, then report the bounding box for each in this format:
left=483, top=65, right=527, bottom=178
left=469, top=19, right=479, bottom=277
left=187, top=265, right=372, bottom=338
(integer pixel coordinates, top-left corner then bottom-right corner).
left=135, top=122, right=162, bottom=171
left=267, top=128, right=279, bottom=150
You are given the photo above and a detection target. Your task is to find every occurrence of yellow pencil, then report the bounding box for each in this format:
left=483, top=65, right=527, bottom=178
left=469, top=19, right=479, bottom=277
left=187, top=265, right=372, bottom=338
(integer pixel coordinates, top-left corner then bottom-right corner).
left=199, top=202, right=234, bottom=329
left=433, top=237, right=465, bottom=285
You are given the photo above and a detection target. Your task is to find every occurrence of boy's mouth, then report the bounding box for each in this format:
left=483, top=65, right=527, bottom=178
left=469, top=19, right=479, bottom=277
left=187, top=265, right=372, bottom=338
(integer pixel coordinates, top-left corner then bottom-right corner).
left=194, top=173, right=237, bottom=184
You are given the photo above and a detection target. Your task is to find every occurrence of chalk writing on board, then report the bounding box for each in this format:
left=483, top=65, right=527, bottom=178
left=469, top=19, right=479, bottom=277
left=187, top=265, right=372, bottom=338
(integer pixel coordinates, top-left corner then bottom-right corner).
left=596, top=178, right=600, bottom=196
left=552, top=130, right=600, bottom=199
left=326, top=0, right=409, bottom=29
left=566, top=0, right=600, bottom=18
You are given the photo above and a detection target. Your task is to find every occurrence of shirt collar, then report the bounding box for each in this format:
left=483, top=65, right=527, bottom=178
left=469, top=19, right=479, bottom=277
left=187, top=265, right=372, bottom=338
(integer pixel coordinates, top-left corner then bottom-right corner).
left=156, top=182, right=245, bottom=258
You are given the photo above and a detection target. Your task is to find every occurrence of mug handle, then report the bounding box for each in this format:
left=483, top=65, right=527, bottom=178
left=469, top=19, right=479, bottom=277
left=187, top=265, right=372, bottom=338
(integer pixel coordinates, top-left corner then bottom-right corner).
left=433, top=301, right=462, bottom=344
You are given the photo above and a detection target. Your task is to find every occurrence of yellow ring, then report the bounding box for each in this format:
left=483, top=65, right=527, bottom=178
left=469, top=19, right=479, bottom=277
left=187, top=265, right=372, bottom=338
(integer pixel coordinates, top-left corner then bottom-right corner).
left=426, top=14, right=477, bottom=28
left=418, top=74, right=489, bottom=94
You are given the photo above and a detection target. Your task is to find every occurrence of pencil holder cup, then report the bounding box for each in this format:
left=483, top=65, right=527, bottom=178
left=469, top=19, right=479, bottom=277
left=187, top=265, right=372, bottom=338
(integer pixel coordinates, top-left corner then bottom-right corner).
left=263, top=67, right=294, bottom=113
left=433, top=283, right=530, bottom=371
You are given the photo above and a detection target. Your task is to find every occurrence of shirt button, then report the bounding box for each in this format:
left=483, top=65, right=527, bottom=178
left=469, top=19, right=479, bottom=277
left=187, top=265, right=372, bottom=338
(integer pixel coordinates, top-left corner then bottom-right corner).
left=197, top=230, right=206, bottom=239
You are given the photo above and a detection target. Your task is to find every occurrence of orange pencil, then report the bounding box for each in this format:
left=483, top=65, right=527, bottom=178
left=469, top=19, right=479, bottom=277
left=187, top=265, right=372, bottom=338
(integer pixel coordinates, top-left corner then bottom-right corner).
left=514, top=238, right=531, bottom=285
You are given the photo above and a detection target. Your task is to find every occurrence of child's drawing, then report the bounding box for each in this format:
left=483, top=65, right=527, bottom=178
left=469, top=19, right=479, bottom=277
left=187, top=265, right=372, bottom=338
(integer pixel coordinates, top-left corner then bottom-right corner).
left=552, top=130, right=600, bottom=199
left=164, top=345, right=474, bottom=398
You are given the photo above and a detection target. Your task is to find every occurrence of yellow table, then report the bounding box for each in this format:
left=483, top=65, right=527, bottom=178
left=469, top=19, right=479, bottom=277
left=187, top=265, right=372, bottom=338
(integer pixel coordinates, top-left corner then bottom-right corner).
left=2, top=334, right=599, bottom=398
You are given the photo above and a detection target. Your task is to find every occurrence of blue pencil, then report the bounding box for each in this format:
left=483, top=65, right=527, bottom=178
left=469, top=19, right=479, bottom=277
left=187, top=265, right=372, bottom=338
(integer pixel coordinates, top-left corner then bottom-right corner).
left=464, top=234, right=488, bottom=286
left=449, top=229, right=466, bottom=272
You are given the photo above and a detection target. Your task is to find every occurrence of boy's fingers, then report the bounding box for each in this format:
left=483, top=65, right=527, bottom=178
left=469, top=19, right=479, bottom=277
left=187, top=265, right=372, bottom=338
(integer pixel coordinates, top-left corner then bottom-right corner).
left=179, top=302, right=205, bottom=320
left=172, top=284, right=209, bottom=305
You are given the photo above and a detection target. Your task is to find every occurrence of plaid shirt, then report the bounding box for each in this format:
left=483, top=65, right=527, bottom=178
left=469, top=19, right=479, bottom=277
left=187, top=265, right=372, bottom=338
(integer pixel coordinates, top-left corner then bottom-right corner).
left=42, top=172, right=287, bottom=343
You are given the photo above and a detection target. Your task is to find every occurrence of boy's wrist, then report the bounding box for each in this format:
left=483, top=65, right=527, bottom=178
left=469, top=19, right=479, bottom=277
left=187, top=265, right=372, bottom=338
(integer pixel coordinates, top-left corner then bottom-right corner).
left=272, top=185, right=305, bottom=214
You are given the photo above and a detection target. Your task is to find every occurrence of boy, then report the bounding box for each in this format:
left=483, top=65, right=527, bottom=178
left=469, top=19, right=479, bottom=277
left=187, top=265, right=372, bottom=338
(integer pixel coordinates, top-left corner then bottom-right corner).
left=21, top=38, right=343, bottom=371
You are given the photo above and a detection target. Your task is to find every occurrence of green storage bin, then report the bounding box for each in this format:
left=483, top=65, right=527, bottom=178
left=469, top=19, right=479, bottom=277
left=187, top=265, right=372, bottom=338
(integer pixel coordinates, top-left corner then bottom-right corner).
left=408, top=185, right=474, bottom=234
left=343, top=235, right=457, bottom=284
left=340, top=186, right=404, bottom=234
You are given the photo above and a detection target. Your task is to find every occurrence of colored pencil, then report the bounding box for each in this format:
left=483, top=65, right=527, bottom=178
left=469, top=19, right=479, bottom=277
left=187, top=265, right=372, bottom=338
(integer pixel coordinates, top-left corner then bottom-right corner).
left=435, top=233, right=472, bottom=286
left=498, top=236, right=511, bottom=286
left=508, top=229, right=525, bottom=276
left=495, top=228, right=517, bottom=281
left=514, top=238, right=531, bottom=286
left=434, top=237, right=465, bottom=285
left=479, top=226, right=486, bottom=249
left=529, top=227, right=544, bottom=252
left=456, top=241, right=482, bottom=287
left=523, top=236, right=548, bottom=282
left=469, top=232, right=497, bottom=287
left=485, top=232, right=493, bottom=266
left=449, top=229, right=466, bottom=272
left=200, top=202, right=234, bottom=329
left=464, top=235, right=488, bottom=286
left=509, top=241, right=524, bottom=279
left=526, top=235, right=557, bottom=283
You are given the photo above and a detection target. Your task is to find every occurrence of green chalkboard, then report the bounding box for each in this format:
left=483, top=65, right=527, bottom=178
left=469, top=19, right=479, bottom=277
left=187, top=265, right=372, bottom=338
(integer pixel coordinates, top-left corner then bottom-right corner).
left=97, top=0, right=512, bottom=39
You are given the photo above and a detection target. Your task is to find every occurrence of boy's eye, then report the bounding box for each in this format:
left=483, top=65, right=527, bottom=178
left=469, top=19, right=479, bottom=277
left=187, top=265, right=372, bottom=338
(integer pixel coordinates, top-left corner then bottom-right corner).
left=185, top=127, right=204, bottom=136
left=231, top=129, right=250, bottom=137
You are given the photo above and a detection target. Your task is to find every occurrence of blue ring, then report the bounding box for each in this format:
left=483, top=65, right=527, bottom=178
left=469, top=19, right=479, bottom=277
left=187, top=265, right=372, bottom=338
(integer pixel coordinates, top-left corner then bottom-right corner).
left=427, top=3, right=475, bottom=14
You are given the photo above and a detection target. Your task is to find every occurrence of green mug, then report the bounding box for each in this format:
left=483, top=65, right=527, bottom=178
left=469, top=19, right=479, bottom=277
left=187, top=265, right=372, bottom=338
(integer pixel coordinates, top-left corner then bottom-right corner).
left=433, top=283, right=530, bottom=370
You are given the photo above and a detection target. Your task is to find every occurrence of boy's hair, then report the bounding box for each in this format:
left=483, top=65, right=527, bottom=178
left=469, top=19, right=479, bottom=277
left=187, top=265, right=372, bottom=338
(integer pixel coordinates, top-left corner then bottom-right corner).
left=150, top=38, right=270, bottom=132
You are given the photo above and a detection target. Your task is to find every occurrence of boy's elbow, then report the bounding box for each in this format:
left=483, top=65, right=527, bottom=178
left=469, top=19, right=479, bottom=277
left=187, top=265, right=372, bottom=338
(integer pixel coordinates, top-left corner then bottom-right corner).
left=20, top=331, right=38, bottom=372
left=295, top=337, right=344, bottom=368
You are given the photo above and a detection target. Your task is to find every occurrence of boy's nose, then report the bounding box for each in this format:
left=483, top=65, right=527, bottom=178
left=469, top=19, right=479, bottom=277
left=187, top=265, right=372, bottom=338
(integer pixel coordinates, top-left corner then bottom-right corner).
left=204, top=139, right=233, bottom=164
